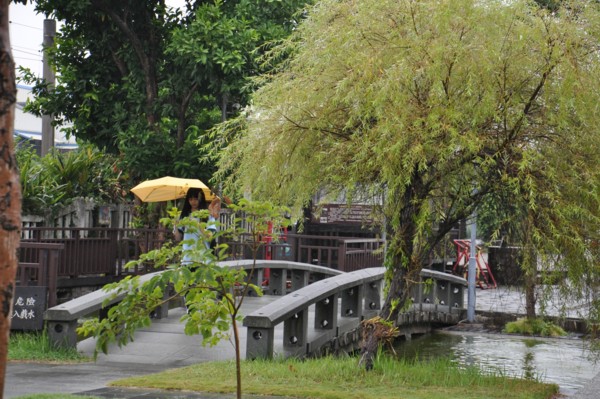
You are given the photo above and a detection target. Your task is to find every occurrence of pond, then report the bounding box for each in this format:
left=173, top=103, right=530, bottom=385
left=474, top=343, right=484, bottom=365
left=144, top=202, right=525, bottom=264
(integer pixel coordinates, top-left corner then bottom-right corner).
left=395, top=330, right=600, bottom=397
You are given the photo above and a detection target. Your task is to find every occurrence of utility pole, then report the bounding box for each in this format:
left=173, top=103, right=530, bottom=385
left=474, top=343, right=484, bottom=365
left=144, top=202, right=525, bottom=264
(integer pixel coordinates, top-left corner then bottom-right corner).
left=41, top=19, right=55, bottom=156
left=467, top=211, right=477, bottom=322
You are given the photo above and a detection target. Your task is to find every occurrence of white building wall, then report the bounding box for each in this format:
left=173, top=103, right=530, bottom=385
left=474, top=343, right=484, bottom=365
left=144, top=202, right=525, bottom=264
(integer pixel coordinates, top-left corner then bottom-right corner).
left=15, top=83, right=77, bottom=151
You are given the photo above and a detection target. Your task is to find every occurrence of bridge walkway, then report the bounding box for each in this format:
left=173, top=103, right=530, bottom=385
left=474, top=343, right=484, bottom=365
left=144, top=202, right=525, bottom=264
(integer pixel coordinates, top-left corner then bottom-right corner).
left=76, top=295, right=357, bottom=367
left=78, top=296, right=272, bottom=366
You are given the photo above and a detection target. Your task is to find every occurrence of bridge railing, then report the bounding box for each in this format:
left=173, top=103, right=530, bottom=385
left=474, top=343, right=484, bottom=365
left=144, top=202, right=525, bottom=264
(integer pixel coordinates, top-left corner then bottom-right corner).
left=44, top=260, right=342, bottom=348
left=244, top=267, right=385, bottom=360
left=243, top=268, right=467, bottom=359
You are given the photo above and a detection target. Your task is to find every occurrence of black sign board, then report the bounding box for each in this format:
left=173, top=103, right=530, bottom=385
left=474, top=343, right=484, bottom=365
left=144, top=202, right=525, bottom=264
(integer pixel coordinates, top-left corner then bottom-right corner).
left=312, top=204, right=374, bottom=225
left=10, top=286, right=47, bottom=331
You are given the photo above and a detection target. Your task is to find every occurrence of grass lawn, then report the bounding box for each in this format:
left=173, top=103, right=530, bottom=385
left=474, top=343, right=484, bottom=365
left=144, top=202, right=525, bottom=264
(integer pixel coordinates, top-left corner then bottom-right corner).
left=8, top=331, right=559, bottom=399
left=13, top=395, right=101, bottom=399
left=109, top=355, right=559, bottom=399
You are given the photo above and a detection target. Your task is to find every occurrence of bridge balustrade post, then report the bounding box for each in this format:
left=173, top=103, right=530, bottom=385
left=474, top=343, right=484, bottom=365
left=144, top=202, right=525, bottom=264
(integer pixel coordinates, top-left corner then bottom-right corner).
left=46, top=247, right=61, bottom=308
left=283, top=310, right=308, bottom=352
left=434, top=278, right=448, bottom=307
left=246, top=327, right=275, bottom=360
left=449, top=282, right=464, bottom=309
left=268, top=268, right=287, bottom=295
left=245, top=267, right=264, bottom=296
left=420, top=279, right=435, bottom=308
left=341, top=285, right=363, bottom=319
left=151, top=286, right=171, bottom=319
left=412, top=283, right=423, bottom=312
left=315, top=293, right=338, bottom=330
left=338, top=241, right=346, bottom=272
left=47, top=320, right=78, bottom=349
left=364, top=280, right=381, bottom=311
left=290, top=269, right=309, bottom=292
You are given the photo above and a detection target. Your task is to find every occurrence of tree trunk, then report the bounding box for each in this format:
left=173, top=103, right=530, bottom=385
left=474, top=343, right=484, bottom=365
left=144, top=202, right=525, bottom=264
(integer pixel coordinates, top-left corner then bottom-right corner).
left=358, top=172, right=466, bottom=370
left=524, top=246, right=537, bottom=320
left=231, top=317, right=242, bottom=399
left=523, top=214, right=537, bottom=320
left=525, top=273, right=537, bottom=320
left=0, top=1, right=22, bottom=395
left=360, top=187, right=423, bottom=370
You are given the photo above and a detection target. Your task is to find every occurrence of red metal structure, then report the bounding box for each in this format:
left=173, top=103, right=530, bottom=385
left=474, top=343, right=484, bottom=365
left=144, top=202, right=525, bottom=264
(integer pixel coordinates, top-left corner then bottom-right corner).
left=452, top=239, right=497, bottom=289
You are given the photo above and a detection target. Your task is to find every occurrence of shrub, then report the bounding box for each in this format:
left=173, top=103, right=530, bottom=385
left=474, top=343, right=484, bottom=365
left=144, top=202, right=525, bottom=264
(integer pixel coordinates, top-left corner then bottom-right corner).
left=504, top=318, right=567, bottom=337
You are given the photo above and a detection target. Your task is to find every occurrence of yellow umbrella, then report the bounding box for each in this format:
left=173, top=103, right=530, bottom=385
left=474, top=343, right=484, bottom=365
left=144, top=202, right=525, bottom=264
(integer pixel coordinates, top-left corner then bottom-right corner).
left=131, top=176, right=215, bottom=203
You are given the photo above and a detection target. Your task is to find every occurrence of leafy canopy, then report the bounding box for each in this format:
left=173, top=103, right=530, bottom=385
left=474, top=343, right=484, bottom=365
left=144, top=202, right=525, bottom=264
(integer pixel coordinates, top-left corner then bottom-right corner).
left=21, top=0, right=314, bottom=183
left=216, top=0, right=600, bottom=319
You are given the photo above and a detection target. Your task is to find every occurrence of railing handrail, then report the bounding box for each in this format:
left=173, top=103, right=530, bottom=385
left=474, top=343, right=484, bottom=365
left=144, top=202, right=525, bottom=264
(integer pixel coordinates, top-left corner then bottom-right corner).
left=244, top=267, right=385, bottom=328
left=220, top=259, right=342, bottom=274
left=22, top=226, right=167, bottom=231
left=20, top=242, right=66, bottom=250
left=21, top=225, right=384, bottom=311
left=243, top=268, right=467, bottom=359
left=420, top=268, right=468, bottom=286
left=340, top=238, right=385, bottom=244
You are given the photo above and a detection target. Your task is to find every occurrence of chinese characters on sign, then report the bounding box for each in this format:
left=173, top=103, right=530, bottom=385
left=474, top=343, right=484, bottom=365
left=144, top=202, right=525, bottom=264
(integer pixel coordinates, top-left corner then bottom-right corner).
left=13, top=296, right=37, bottom=319
left=312, top=204, right=374, bottom=225
left=10, top=286, right=47, bottom=330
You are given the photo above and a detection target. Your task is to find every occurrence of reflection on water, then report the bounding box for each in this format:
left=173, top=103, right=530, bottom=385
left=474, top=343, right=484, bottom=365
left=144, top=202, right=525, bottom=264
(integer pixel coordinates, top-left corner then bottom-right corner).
left=394, top=331, right=599, bottom=396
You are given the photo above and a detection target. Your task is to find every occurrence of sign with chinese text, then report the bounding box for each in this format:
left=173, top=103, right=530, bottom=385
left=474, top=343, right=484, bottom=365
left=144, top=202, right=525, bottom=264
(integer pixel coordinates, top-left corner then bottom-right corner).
left=312, top=204, right=374, bottom=225
left=10, top=286, right=47, bottom=330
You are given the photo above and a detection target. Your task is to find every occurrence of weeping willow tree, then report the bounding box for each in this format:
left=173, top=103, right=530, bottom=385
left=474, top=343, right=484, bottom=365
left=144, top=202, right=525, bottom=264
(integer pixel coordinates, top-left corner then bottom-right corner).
left=215, top=0, right=600, bottom=363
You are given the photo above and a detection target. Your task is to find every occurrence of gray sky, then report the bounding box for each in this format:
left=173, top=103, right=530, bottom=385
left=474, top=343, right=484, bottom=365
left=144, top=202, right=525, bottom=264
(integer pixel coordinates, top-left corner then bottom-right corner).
left=10, top=2, right=45, bottom=76
left=9, top=1, right=187, bottom=77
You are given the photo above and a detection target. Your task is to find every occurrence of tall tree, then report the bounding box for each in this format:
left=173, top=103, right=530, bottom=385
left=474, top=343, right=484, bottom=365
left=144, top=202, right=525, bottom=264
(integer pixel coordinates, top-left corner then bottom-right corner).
left=216, top=0, right=600, bottom=364
left=0, top=1, right=23, bottom=395
left=21, top=0, right=313, bottom=184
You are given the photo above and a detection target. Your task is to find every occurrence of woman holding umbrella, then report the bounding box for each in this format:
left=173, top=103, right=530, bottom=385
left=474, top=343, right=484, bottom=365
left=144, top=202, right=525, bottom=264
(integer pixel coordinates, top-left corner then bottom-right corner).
left=131, top=176, right=222, bottom=261
left=175, top=188, right=218, bottom=264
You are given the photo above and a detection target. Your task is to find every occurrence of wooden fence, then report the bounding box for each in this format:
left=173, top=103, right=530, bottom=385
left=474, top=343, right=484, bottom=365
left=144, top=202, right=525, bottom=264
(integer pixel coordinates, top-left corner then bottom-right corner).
left=19, top=227, right=168, bottom=278
left=17, top=227, right=385, bottom=309
left=17, top=242, right=64, bottom=308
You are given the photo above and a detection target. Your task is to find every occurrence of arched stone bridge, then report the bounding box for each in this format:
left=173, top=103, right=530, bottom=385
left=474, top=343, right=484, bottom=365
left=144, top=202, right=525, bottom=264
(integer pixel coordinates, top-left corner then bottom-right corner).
left=44, top=260, right=467, bottom=359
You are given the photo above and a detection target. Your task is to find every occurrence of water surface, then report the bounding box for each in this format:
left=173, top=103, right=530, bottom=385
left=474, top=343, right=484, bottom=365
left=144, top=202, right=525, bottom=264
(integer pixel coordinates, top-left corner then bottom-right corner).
left=395, top=331, right=599, bottom=396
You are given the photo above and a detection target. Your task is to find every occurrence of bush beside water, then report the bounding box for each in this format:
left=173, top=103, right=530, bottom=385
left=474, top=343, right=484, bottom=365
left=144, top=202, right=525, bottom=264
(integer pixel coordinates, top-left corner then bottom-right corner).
left=504, top=318, right=567, bottom=337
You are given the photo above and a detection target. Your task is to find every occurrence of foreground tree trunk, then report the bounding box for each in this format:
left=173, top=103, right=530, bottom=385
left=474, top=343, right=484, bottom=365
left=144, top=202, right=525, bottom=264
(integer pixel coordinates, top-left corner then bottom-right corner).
left=0, top=1, right=22, bottom=395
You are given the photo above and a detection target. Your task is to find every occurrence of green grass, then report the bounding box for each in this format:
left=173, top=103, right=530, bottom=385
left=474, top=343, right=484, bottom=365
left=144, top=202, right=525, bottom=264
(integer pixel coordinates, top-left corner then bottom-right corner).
left=504, top=318, right=567, bottom=337
left=13, top=395, right=102, bottom=399
left=8, top=331, right=90, bottom=363
left=8, top=332, right=558, bottom=398
left=110, top=355, right=559, bottom=399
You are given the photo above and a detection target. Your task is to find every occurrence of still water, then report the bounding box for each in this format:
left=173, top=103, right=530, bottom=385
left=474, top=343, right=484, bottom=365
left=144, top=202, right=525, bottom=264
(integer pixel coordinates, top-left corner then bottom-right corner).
left=395, top=331, right=600, bottom=396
